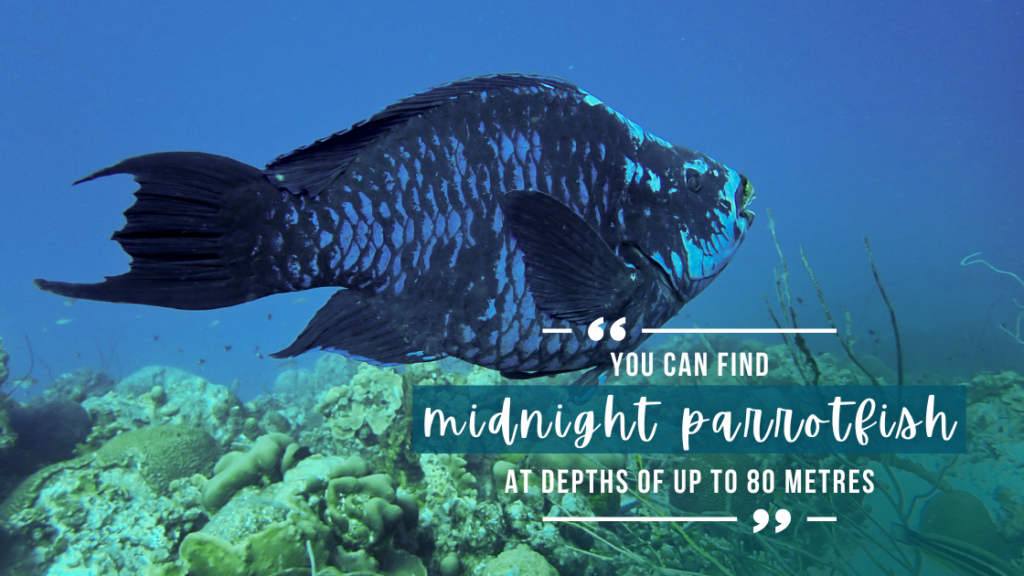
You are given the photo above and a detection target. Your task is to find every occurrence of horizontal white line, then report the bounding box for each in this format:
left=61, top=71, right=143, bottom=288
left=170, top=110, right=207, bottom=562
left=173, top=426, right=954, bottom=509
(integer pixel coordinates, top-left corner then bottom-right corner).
left=806, top=516, right=837, bottom=522
left=541, top=328, right=573, bottom=334
left=543, top=516, right=737, bottom=522
left=642, top=328, right=837, bottom=334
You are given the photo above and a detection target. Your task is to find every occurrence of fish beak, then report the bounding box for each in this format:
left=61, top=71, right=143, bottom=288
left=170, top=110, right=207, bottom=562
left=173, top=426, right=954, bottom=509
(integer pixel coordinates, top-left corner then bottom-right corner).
left=739, top=174, right=756, bottom=227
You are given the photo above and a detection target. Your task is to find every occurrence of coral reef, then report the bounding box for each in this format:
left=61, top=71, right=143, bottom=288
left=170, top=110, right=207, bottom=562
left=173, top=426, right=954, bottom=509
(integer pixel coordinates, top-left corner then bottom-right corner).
left=43, top=367, right=116, bottom=403
left=315, top=363, right=404, bottom=441
left=82, top=365, right=246, bottom=448
left=477, top=544, right=559, bottom=575
left=0, top=429, right=212, bottom=575
left=3, top=398, right=92, bottom=476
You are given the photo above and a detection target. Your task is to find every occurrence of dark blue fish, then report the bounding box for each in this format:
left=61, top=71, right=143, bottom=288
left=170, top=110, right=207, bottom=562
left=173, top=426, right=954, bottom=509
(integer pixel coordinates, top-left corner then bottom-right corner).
left=36, top=74, right=755, bottom=397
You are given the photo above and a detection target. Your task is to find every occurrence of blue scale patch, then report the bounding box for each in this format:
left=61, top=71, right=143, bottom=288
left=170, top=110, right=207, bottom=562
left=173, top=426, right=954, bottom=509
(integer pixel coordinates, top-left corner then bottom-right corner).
left=420, top=213, right=434, bottom=240
left=463, top=211, right=475, bottom=246
left=397, top=164, right=409, bottom=190
left=422, top=242, right=433, bottom=271
left=327, top=245, right=341, bottom=270
left=545, top=336, right=561, bottom=356
left=450, top=232, right=463, bottom=267
left=499, top=327, right=517, bottom=356
left=355, top=222, right=369, bottom=249
left=343, top=243, right=360, bottom=269
left=342, top=202, right=358, bottom=224
left=391, top=221, right=404, bottom=247
left=325, top=207, right=339, bottom=228
left=376, top=246, right=391, bottom=275
left=372, top=222, right=383, bottom=248
left=339, top=220, right=353, bottom=248
left=359, top=247, right=375, bottom=271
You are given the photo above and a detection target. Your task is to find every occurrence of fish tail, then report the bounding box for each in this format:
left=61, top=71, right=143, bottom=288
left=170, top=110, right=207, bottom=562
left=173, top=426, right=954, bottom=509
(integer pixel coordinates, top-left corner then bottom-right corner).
left=36, top=152, right=283, bottom=310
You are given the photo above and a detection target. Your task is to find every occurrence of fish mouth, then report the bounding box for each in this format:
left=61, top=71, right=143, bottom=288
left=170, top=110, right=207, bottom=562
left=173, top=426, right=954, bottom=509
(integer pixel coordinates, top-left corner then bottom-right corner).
left=738, top=174, right=756, bottom=227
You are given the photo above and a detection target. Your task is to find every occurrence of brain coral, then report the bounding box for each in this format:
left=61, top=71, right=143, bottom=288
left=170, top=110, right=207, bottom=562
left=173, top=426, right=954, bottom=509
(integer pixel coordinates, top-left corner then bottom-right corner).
left=94, top=424, right=221, bottom=493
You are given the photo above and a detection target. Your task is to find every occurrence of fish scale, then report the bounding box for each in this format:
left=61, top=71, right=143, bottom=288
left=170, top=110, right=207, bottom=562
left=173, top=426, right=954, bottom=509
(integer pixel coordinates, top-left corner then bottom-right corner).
left=36, top=74, right=755, bottom=393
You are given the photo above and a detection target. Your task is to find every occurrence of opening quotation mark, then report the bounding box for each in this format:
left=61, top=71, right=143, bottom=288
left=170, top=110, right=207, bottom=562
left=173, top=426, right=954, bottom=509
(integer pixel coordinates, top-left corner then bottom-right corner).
left=587, top=317, right=627, bottom=341
left=752, top=509, right=791, bottom=533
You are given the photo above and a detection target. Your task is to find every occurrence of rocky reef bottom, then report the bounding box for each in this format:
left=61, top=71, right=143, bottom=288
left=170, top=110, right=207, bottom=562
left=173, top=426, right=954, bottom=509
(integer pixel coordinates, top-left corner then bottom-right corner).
left=0, top=336, right=1021, bottom=576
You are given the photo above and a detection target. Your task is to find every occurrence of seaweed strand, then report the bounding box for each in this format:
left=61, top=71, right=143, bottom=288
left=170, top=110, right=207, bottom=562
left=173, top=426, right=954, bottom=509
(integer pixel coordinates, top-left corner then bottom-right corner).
left=864, top=238, right=904, bottom=386
left=764, top=209, right=818, bottom=385
left=799, top=247, right=883, bottom=386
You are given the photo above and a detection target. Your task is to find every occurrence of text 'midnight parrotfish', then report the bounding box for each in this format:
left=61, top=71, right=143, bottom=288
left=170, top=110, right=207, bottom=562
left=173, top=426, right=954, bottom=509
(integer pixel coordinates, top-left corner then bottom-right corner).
left=37, top=74, right=756, bottom=399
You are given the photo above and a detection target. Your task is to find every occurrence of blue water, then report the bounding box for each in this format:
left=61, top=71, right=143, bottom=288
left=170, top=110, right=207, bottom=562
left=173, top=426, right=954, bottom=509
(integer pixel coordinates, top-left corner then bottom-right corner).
left=3, top=2, right=1020, bottom=396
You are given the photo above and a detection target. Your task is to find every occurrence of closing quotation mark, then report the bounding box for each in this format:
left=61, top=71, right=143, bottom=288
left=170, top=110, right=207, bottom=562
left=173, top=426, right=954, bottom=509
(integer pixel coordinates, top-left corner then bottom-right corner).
left=587, top=317, right=627, bottom=341
left=752, top=509, right=791, bottom=534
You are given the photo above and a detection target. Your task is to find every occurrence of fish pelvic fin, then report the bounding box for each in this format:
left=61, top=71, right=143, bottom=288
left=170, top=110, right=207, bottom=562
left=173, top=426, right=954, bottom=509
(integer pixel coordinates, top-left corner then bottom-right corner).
left=35, top=152, right=282, bottom=310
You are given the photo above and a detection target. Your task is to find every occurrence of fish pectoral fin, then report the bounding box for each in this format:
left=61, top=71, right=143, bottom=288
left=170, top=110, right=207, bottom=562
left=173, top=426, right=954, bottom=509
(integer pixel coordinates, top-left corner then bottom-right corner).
left=500, top=190, right=639, bottom=323
left=570, top=366, right=610, bottom=405
left=500, top=364, right=609, bottom=405
left=271, top=289, right=444, bottom=365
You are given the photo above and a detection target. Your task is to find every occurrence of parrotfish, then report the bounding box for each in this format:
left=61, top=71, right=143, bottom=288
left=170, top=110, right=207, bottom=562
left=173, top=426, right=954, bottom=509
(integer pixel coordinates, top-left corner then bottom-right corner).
left=37, top=74, right=755, bottom=398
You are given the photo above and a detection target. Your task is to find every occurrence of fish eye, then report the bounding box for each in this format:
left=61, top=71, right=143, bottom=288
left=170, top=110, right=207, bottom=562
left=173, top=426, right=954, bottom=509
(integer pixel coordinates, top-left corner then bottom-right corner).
left=685, top=169, right=702, bottom=193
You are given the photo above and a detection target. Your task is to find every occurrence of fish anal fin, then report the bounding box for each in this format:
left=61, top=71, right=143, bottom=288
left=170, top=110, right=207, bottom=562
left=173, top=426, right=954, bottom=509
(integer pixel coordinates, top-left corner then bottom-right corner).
left=272, top=290, right=444, bottom=365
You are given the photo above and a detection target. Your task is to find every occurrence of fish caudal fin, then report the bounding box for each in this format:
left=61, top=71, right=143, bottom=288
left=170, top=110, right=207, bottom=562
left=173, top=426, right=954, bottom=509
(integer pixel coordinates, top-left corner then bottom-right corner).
left=35, top=152, right=281, bottom=310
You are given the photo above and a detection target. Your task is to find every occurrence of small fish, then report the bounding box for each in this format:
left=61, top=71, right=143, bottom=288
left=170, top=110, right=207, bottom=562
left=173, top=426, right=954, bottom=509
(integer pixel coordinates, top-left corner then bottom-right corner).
left=177, top=348, right=184, bottom=354
left=153, top=335, right=160, bottom=341
left=223, top=345, right=232, bottom=352
left=891, top=524, right=1019, bottom=576
left=255, top=346, right=264, bottom=360
left=55, top=318, right=73, bottom=325
left=209, top=320, right=220, bottom=327
left=795, top=297, right=805, bottom=305
left=63, top=298, right=76, bottom=307
left=277, top=360, right=297, bottom=370
left=292, top=297, right=308, bottom=305
left=868, top=329, right=876, bottom=335
left=74, top=352, right=80, bottom=358
left=196, top=359, right=205, bottom=366
left=267, top=313, right=273, bottom=321
left=35, top=74, right=754, bottom=398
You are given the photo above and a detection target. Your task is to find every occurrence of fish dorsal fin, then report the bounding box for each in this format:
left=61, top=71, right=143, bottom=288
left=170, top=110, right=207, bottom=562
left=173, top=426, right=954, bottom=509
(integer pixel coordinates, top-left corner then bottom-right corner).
left=264, top=74, right=582, bottom=197
left=500, top=190, right=640, bottom=323
left=272, top=289, right=444, bottom=365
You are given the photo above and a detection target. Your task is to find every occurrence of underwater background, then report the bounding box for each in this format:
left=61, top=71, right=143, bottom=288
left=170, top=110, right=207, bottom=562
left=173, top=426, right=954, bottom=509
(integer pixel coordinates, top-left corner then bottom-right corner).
left=1, top=1, right=1022, bottom=575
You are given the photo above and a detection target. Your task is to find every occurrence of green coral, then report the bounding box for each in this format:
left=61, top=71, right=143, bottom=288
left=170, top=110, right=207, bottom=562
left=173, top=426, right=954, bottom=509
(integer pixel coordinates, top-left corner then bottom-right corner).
left=203, top=433, right=294, bottom=511
left=180, top=490, right=330, bottom=576
left=315, top=363, right=404, bottom=441
left=478, top=545, right=559, bottom=576
left=93, top=424, right=221, bottom=493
